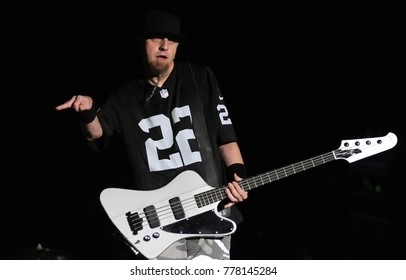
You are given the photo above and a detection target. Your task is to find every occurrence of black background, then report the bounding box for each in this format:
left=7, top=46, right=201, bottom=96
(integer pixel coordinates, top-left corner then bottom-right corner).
left=1, top=1, right=405, bottom=259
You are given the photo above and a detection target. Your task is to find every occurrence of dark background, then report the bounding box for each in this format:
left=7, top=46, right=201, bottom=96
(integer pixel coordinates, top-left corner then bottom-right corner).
left=1, top=1, right=404, bottom=259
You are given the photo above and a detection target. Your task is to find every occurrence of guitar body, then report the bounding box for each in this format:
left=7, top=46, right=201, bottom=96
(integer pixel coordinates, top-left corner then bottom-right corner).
left=100, top=170, right=236, bottom=260
left=100, top=132, right=398, bottom=259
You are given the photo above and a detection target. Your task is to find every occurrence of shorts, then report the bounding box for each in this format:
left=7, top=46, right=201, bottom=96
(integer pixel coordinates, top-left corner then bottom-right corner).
left=156, top=235, right=231, bottom=260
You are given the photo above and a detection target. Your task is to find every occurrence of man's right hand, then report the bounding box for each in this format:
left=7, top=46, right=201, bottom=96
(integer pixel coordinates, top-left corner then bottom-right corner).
left=55, top=95, right=93, bottom=112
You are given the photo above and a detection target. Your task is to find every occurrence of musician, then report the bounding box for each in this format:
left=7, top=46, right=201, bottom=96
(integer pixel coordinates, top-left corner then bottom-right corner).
left=55, top=10, right=248, bottom=260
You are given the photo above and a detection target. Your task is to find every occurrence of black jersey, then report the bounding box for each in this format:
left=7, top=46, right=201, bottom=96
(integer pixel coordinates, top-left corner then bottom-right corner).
left=91, top=62, right=238, bottom=191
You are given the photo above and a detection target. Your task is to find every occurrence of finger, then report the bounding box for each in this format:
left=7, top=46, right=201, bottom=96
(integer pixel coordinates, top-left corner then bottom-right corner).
left=230, top=182, right=248, bottom=200
left=225, top=187, right=239, bottom=203
left=55, top=96, right=77, bottom=111
left=226, top=183, right=244, bottom=202
left=223, top=202, right=235, bottom=209
left=233, top=173, right=242, bottom=182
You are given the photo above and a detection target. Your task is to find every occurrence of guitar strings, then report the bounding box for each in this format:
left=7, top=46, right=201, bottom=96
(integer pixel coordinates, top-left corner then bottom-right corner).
left=133, top=184, right=228, bottom=231
left=136, top=187, right=225, bottom=230
left=135, top=153, right=335, bottom=229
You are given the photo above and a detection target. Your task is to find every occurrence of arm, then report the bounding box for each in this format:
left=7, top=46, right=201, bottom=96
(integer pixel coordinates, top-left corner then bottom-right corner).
left=55, top=95, right=103, bottom=141
left=219, top=142, right=248, bottom=208
left=219, top=141, right=244, bottom=166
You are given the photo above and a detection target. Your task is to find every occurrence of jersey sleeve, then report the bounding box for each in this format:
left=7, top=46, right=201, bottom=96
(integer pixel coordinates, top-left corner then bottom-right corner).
left=87, top=80, right=142, bottom=152
left=198, top=65, right=238, bottom=146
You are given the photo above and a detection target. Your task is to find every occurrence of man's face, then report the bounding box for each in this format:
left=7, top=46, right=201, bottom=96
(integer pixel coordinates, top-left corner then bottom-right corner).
left=145, top=37, right=179, bottom=75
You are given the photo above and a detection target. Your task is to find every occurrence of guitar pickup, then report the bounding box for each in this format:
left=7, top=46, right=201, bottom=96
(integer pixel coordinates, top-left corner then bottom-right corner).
left=169, top=197, right=185, bottom=220
left=144, top=205, right=160, bottom=228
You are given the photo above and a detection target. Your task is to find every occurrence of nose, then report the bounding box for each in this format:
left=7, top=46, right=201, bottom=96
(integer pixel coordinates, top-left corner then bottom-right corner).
left=159, top=38, right=169, bottom=51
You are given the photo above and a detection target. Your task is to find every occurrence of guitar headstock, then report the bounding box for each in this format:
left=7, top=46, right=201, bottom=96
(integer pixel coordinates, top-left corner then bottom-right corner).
left=335, top=132, right=398, bottom=163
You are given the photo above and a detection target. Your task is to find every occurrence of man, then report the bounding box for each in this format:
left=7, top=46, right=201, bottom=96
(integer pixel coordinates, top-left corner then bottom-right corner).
left=56, top=10, right=248, bottom=260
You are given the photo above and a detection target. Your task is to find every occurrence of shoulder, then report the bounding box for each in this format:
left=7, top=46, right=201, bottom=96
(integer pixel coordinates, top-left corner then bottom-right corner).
left=106, top=78, right=145, bottom=104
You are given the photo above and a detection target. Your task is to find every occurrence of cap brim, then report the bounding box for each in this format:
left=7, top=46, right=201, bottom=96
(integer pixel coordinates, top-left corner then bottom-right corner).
left=144, top=32, right=185, bottom=42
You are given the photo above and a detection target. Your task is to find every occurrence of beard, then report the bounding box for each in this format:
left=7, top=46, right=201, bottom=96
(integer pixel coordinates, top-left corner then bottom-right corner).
left=147, top=59, right=171, bottom=77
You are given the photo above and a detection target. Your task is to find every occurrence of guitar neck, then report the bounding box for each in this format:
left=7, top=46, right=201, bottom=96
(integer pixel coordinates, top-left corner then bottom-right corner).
left=195, top=132, right=398, bottom=208
left=240, top=151, right=336, bottom=191
left=195, top=151, right=336, bottom=207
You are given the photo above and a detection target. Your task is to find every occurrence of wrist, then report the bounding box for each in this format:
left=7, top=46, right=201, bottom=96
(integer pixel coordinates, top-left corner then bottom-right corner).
left=79, top=102, right=96, bottom=124
left=226, top=163, right=247, bottom=182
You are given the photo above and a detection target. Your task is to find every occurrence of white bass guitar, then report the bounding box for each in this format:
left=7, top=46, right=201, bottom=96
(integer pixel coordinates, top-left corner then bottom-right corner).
left=100, top=132, right=398, bottom=259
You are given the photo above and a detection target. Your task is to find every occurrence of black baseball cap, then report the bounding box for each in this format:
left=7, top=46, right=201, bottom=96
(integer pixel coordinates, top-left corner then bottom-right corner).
left=143, top=10, right=185, bottom=41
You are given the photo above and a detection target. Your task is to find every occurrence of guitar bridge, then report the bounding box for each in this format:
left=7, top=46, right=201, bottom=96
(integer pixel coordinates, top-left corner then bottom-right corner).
left=126, top=211, right=143, bottom=235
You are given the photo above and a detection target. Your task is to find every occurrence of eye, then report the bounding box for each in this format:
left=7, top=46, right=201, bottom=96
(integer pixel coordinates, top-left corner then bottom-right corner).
left=167, top=36, right=179, bottom=43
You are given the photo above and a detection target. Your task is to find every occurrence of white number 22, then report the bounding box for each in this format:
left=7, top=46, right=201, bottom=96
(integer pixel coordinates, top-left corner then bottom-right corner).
left=138, top=105, right=202, bottom=171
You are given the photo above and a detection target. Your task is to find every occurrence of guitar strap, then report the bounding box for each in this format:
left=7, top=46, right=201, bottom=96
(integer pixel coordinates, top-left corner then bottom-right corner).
left=177, top=62, right=221, bottom=187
